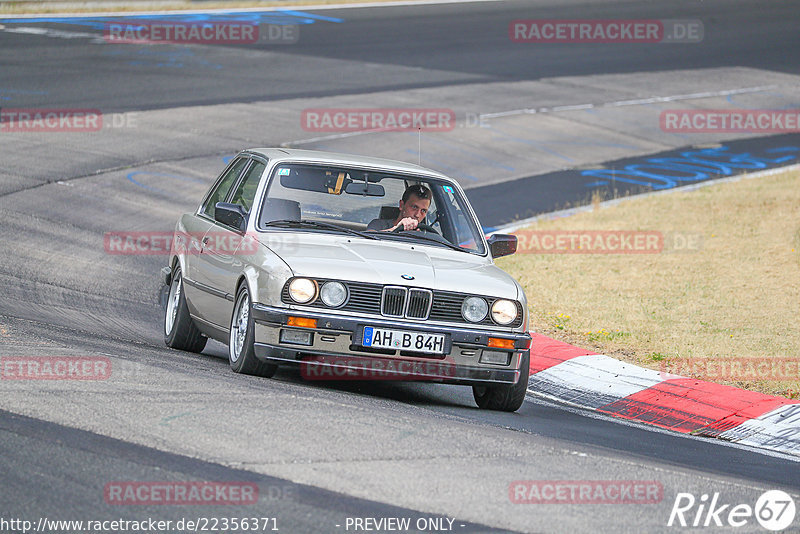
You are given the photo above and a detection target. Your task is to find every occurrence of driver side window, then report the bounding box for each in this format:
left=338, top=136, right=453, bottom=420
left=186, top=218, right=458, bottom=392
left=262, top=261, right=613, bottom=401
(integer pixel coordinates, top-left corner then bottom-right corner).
left=229, top=160, right=266, bottom=214
left=201, top=158, right=249, bottom=220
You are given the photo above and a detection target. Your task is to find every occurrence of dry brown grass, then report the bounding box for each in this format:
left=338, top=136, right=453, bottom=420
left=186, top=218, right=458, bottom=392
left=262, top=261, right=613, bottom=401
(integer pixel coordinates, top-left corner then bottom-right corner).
left=498, top=168, right=800, bottom=398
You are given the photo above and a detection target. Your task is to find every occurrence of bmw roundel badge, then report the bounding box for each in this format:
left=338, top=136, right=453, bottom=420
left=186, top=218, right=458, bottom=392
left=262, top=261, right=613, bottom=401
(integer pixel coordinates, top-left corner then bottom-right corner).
left=401, top=274, right=415, bottom=280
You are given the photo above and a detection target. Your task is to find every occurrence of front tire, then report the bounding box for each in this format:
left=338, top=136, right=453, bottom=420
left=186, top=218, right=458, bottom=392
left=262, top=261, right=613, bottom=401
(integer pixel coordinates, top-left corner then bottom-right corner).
left=473, top=350, right=530, bottom=412
left=164, top=267, right=207, bottom=353
left=228, top=285, right=278, bottom=377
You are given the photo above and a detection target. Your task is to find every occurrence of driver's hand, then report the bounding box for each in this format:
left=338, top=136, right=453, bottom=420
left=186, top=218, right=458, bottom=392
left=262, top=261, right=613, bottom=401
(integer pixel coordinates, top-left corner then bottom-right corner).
left=396, top=217, right=419, bottom=231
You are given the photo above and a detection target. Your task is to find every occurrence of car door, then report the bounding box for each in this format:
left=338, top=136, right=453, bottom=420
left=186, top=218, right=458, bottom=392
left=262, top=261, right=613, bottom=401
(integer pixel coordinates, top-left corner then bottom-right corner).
left=193, top=158, right=267, bottom=330
left=182, top=156, right=250, bottom=325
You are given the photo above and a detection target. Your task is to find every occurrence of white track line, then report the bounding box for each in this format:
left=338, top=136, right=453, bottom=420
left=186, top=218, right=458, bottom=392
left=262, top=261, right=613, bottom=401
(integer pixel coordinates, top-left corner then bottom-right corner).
left=286, top=85, right=777, bottom=146
left=479, top=85, right=776, bottom=120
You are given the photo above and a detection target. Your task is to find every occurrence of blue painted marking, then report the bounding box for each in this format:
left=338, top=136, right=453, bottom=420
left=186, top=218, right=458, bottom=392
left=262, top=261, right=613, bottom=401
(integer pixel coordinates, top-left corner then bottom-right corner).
left=0, top=87, right=49, bottom=101
left=0, top=10, right=343, bottom=28
left=765, top=146, right=799, bottom=163
left=0, top=88, right=48, bottom=95
left=126, top=171, right=205, bottom=195
left=768, top=155, right=797, bottom=163
left=582, top=145, right=799, bottom=191
left=276, top=10, right=345, bottom=23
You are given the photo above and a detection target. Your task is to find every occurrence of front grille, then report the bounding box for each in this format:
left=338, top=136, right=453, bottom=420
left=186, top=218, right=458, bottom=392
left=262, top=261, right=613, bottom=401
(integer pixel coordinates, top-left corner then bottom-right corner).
left=428, top=292, right=464, bottom=323
left=281, top=279, right=523, bottom=328
left=346, top=282, right=382, bottom=315
left=380, top=286, right=432, bottom=320
left=381, top=286, right=407, bottom=317
left=406, top=288, right=432, bottom=319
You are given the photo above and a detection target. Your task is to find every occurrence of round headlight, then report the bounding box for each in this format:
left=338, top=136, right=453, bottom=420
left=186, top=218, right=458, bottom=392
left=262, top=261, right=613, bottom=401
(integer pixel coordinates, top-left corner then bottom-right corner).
left=288, top=278, right=316, bottom=304
left=491, top=299, right=518, bottom=325
left=320, top=281, right=348, bottom=307
left=461, top=296, right=488, bottom=323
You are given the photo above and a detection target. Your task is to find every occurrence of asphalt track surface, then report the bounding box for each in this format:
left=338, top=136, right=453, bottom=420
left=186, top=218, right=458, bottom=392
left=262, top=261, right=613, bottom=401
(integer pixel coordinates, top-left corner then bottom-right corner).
left=1, top=0, right=798, bottom=111
left=1, top=1, right=800, bottom=533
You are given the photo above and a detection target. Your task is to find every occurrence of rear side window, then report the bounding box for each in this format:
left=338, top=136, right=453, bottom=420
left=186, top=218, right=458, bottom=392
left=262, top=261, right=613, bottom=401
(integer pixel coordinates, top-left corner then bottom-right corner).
left=201, top=158, right=249, bottom=220
left=229, top=160, right=266, bottom=214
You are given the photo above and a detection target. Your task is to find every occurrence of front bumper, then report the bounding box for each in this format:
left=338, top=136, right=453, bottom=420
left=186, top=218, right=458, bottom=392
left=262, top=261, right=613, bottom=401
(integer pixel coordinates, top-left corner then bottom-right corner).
left=250, top=303, right=531, bottom=386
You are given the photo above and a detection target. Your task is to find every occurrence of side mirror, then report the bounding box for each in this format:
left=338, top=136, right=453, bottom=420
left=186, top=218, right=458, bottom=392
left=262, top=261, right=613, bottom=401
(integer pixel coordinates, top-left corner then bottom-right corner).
left=486, top=233, right=517, bottom=258
left=214, top=202, right=247, bottom=233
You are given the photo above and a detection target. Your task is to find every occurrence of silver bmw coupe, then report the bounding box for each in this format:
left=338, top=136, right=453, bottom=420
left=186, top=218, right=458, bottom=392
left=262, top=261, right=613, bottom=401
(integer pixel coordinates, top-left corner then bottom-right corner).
left=163, top=149, right=531, bottom=411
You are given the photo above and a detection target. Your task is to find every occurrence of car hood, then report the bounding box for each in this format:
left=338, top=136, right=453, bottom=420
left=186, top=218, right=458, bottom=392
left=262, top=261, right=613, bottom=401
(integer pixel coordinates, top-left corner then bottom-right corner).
left=260, top=232, right=520, bottom=300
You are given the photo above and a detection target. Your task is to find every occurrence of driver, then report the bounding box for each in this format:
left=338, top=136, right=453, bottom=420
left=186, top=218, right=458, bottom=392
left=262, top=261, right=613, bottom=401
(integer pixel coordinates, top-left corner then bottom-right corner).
left=367, top=184, right=431, bottom=232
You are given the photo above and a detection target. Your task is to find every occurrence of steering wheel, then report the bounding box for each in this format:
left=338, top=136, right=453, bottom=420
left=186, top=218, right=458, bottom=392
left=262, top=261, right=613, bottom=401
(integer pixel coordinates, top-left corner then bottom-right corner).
left=392, top=223, right=439, bottom=234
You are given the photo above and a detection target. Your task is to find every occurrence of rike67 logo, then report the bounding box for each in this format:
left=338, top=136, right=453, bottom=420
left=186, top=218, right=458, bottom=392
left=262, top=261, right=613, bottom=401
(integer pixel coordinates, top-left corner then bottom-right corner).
left=668, top=490, right=796, bottom=531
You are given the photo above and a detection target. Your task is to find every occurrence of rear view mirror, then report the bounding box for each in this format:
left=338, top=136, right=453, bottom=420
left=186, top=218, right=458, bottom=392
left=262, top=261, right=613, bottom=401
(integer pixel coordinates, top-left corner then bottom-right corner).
left=345, top=182, right=385, bottom=197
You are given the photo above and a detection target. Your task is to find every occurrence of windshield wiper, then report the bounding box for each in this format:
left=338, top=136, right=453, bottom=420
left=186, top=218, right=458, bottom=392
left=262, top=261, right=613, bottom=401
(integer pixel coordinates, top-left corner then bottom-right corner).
left=379, top=230, right=465, bottom=252
left=262, top=219, right=378, bottom=240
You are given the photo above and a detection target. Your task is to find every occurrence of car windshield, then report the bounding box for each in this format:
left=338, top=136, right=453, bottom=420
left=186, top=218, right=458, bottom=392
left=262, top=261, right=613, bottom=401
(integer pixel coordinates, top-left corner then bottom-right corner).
left=257, top=163, right=486, bottom=254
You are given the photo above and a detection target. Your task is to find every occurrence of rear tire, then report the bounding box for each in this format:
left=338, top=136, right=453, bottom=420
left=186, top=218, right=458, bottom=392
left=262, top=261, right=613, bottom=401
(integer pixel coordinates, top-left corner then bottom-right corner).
left=472, top=350, right=530, bottom=412
left=164, top=267, right=207, bottom=353
left=228, top=284, right=278, bottom=378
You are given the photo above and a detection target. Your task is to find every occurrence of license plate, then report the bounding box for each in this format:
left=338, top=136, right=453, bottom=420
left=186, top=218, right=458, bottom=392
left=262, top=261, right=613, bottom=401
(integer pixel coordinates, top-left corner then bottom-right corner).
left=362, top=327, right=445, bottom=354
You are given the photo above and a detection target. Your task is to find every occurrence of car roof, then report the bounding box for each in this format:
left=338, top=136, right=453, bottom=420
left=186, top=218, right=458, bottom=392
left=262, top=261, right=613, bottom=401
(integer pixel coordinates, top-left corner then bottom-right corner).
left=243, top=148, right=452, bottom=181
